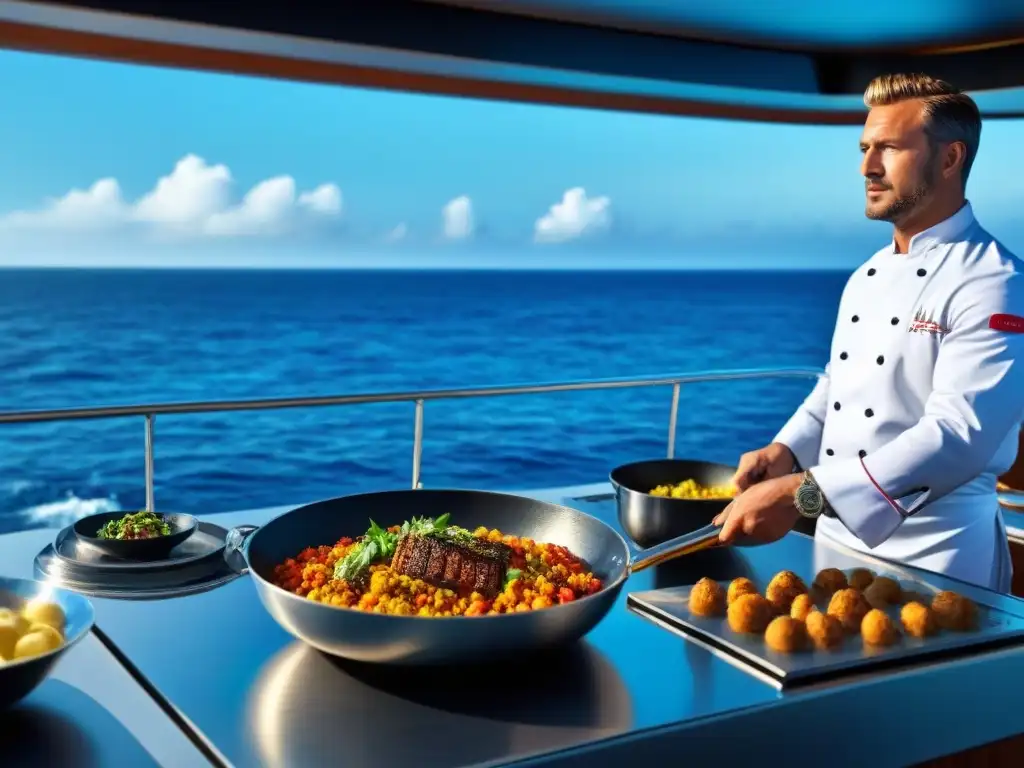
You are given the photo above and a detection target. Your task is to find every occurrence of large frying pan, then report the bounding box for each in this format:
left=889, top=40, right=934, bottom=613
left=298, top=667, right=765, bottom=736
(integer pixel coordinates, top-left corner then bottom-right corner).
left=611, top=459, right=737, bottom=549
left=226, top=489, right=733, bottom=665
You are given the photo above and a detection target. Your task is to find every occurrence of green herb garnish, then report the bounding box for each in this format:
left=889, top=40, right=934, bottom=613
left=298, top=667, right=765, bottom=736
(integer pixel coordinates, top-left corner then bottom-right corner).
left=367, top=519, right=395, bottom=553
left=444, top=523, right=476, bottom=544
left=333, top=514, right=453, bottom=583
left=402, top=513, right=451, bottom=537
left=97, top=511, right=171, bottom=541
left=333, top=540, right=380, bottom=582
left=503, top=568, right=522, bottom=588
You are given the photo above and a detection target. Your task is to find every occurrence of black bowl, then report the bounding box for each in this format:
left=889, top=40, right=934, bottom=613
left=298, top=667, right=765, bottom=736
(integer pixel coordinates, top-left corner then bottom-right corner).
left=72, top=511, right=199, bottom=561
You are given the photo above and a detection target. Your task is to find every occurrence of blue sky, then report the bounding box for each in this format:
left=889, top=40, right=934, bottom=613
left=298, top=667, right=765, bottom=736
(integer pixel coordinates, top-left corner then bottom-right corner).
left=0, top=49, right=1021, bottom=269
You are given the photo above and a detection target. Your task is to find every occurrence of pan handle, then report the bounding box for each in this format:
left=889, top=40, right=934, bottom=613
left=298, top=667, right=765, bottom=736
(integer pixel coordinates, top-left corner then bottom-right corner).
left=628, top=523, right=724, bottom=574
left=224, top=525, right=260, bottom=575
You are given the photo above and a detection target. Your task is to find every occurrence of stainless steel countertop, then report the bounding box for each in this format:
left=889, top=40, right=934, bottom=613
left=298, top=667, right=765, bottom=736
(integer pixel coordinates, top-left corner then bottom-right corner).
left=0, top=594, right=215, bottom=766
left=2, top=483, right=1023, bottom=767
left=64, top=490, right=784, bottom=768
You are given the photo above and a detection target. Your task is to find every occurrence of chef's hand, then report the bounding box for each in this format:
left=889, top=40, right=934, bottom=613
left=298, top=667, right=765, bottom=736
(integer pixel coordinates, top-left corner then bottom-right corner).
left=732, top=442, right=796, bottom=491
left=713, top=473, right=802, bottom=544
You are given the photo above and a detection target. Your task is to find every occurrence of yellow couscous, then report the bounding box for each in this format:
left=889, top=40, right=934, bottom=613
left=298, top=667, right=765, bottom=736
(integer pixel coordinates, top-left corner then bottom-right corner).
left=649, top=479, right=736, bottom=499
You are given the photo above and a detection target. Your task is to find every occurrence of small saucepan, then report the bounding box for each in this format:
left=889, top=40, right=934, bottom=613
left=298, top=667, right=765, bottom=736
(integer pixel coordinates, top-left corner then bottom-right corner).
left=610, top=458, right=737, bottom=549
left=73, top=511, right=199, bottom=561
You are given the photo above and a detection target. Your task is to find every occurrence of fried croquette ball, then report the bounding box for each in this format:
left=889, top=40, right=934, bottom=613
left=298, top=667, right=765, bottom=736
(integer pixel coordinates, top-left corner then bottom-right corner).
left=848, top=568, right=875, bottom=591
left=900, top=601, right=937, bottom=638
left=689, top=578, right=726, bottom=617
left=805, top=610, right=844, bottom=650
left=864, top=576, right=902, bottom=609
left=931, top=591, right=978, bottom=631
left=861, top=608, right=899, bottom=647
left=868, top=576, right=901, bottom=603
left=727, top=577, right=758, bottom=605
left=827, top=588, right=871, bottom=633
left=727, top=593, right=774, bottom=634
left=812, top=567, right=848, bottom=594
left=765, top=570, right=808, bottom=613
left=765, top=616, right=808, bottom=653
left=790, top=593, right=816, bottom=621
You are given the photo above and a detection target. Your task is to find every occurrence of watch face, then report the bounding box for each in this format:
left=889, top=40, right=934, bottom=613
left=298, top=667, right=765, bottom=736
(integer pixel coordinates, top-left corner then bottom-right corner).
left=795, top=480, right=823, bottom=517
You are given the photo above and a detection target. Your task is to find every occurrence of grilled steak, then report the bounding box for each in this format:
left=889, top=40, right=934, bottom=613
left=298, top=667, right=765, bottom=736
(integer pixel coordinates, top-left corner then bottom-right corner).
left=391, top=533, right=512, bottom=596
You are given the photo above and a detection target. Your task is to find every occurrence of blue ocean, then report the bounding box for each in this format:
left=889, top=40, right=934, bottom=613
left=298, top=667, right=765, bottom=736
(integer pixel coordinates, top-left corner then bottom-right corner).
left=0, top=268, right=847, bottom=534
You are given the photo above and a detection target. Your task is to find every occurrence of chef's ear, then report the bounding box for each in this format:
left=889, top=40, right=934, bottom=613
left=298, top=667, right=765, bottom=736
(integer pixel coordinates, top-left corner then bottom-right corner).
left=940, top=140, right=967, bottom=181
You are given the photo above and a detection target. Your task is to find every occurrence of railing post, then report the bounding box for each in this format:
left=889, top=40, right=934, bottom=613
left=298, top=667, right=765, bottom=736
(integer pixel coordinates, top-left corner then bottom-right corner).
left=667, top=383, right=681, bottom=459
left=144, top=413, right=156, bottom=511
left=412, top=399, right=424, bottom=489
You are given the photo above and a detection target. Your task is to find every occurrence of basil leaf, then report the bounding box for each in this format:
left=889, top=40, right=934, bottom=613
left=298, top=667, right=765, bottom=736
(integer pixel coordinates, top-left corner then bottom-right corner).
left=334, top=540, right=380, bottom=582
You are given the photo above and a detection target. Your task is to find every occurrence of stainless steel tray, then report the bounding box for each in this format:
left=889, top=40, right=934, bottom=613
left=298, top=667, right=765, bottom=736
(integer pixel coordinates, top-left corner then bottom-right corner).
left=627, top=568, right=1024, bottom=690
left=34, top=521, right=247, bottom=599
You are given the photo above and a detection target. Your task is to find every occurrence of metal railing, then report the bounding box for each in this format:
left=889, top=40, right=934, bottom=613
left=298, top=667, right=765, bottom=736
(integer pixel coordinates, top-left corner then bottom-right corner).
left=0, top=367, right=824, bottom=510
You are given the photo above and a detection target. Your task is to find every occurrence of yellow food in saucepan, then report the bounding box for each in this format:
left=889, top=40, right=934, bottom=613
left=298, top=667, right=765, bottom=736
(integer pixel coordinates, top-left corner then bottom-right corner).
left=649, top=479, right=736, bottom=500
left=0, top=600, right=67, bottom=664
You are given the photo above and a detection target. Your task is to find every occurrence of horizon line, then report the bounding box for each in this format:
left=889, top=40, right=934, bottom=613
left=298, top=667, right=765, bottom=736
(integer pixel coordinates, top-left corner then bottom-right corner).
left=0, top=264, right=855, bottom=273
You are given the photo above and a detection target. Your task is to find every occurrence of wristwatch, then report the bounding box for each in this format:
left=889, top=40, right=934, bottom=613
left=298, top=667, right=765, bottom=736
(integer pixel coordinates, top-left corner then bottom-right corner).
left=793, top=470, right=831, bottom=519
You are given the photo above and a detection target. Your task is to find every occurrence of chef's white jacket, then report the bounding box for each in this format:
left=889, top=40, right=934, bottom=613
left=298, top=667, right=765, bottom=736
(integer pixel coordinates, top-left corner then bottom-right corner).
left=775, top=203, right=1024, bottom=591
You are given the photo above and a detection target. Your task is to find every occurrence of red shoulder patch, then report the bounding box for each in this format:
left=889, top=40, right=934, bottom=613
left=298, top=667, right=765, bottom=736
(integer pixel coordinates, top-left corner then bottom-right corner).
left=990, top=314, right=1024, bottom=333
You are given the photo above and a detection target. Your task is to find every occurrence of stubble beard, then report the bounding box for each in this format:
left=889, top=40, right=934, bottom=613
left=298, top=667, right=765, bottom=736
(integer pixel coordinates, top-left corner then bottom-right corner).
left=865, top=183, right=931, bottom=223
left=864, top=154, right=939, bottom=224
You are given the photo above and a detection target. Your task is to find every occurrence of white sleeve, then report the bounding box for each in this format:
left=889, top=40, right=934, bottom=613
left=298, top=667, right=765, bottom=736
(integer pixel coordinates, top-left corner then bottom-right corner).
left=773, top=365, right=831, bottom=470
left=810, top=274, right=1024, bottom=548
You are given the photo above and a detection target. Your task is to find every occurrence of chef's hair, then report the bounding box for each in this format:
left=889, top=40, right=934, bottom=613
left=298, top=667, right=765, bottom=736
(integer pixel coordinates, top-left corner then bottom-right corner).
left=863, top=73, right=981, bottom=189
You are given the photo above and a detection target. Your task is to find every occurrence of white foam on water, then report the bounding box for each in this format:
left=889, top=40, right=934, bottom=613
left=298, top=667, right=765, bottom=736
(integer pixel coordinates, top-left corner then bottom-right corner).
left=17, top=492, right=120, bottom=528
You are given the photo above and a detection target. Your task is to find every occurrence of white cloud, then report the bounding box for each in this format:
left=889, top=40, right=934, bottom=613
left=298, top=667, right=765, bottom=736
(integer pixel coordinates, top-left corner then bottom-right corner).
left=442, top=195, right=473, bottom=240
left=203, top=176, right=295, bottom=237
left=298, top=184, right=343, bottom=216
left=0, top=154, right=342, bottom=238
left=534, top=187, right=611, bottom=243
left=133, top=155, right=232, bottom=227
left=0, top=177, right=128, bottom=230
left=383, top=222, right=408, bottom=243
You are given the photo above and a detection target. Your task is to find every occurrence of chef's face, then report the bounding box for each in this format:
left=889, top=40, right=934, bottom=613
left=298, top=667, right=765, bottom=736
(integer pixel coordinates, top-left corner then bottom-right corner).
left=859, top=100, right=940, bottom=224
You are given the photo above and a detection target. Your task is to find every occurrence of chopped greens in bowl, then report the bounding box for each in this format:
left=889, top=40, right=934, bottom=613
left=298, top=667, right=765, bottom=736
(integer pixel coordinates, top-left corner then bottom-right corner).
left=97, top=511, right=172, bottom=541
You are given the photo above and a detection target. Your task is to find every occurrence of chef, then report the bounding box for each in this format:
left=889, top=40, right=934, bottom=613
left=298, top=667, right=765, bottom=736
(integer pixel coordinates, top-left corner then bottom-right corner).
left=714, top=73, right=1024, bottom=592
